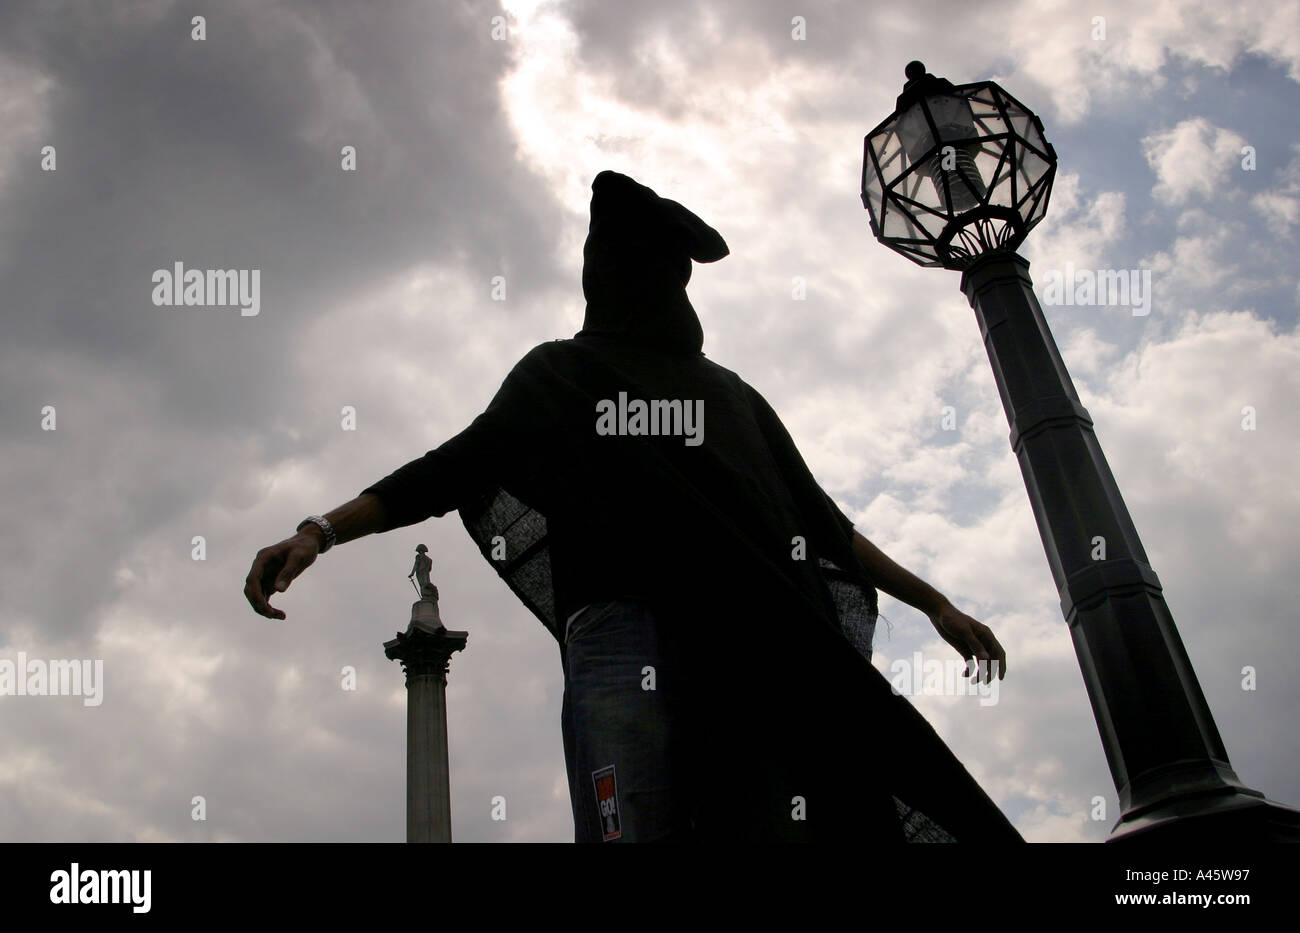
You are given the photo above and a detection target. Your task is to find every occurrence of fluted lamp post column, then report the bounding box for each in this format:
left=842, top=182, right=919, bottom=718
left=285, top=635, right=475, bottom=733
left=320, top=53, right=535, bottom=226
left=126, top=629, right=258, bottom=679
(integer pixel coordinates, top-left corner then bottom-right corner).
left=384, top=544, right=468, bottom=843
left=860, top=61, right=1299, bottom=841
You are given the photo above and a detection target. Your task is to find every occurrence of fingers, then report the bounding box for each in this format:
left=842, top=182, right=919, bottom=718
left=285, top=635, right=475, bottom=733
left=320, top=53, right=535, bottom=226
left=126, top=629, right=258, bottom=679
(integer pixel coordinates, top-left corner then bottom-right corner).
left=972, top=621, right=1006, bottom=682
left=964, top=645, right=992, bottom=682
left=964, top=622, right=1006, bottom=684
left=985, top=628, right=1007, bottom=681
left=274, top=547, right=311, bottom=594
left=243, top=547, right=287, bottom=620
left=941, top=614, right=1004, bottom=685
left=935, top=606, right=1009, bottom=685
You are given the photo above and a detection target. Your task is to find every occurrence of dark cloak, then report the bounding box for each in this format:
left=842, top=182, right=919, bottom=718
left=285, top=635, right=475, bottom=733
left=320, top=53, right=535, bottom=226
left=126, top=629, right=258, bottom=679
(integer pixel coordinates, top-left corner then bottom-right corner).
left=361, top=170, right=1023, bottom=843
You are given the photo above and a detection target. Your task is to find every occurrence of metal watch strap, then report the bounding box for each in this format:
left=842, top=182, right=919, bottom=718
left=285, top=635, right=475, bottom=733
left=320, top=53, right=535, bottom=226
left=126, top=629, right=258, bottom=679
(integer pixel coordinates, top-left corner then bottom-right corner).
left=296, top=515, right=336, bottom=553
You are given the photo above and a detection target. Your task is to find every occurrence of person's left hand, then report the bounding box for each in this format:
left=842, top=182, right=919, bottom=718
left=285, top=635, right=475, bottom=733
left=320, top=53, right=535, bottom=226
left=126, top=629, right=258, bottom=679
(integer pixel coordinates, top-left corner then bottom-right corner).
left=927, top=601, right=1006, bottom=684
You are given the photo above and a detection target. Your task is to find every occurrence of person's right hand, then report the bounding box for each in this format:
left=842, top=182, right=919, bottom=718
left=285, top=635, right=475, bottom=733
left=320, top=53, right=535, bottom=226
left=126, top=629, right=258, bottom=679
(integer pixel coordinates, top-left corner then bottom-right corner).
left=927, top=600, right=1007, bottom=684
left=243, top=531, right=322, bottom=620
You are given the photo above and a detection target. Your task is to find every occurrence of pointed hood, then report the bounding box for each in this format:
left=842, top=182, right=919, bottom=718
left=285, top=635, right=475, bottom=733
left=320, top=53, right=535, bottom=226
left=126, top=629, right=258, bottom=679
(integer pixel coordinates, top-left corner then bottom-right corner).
left=577, top=170, right=729, bottom=355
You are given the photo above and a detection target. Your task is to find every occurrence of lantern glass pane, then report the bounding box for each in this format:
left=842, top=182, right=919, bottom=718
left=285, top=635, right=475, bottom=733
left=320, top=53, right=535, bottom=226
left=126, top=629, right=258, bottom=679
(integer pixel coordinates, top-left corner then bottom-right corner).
left=882, top=201, right=918, bottom=239
left=911, top=205, right=949, bottom=238
left=863, top=167, right=884, bottom=223
left=927, top=94, right=978, bottom=143
left=1019, top=147, right=1050, bottom=188
left=907, top=170, right=946, bottom=214
left=895, top=102, right=933, bottom=162
left=1026, top=184, right=1050, bottom=226
left=968, top=91, right=999, bottom=114
left=980, top=146, right=1015, bottom=208
left=1024, top=121, right=1046, bottom=153
left=1024, top=198, right=1043, bottom=229
left=872, top=124, right=902, bottom=169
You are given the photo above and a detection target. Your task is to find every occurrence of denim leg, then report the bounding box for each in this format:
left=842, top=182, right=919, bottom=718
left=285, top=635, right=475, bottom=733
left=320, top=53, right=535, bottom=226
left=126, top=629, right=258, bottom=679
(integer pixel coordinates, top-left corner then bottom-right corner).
left=560, top=599, right=692, bottom=842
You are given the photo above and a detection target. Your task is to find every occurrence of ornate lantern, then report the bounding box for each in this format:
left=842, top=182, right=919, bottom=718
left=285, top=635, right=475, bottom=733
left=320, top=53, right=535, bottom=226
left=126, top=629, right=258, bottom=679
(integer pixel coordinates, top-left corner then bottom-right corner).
left=861, top=61, right=1057, bottom=269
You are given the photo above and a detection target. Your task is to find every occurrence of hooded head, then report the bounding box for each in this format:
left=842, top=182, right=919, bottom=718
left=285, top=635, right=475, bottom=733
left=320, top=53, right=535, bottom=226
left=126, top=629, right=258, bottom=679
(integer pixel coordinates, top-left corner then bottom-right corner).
left=577, top=170, right=729, bottom=355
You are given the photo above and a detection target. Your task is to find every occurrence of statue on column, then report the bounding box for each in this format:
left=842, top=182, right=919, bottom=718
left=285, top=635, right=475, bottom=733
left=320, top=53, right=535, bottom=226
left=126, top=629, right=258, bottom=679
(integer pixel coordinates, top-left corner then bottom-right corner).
left=408, top=544, right=443, bottom=631
left=409, top=544, right=438, bottom=600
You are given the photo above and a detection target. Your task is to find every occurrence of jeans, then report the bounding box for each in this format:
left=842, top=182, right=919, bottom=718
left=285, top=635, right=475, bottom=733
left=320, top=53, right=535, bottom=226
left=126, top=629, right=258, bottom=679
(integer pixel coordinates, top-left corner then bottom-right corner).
left=558, top=597, right=906, bottom=843
left=559, top=598, right=695, bottom=842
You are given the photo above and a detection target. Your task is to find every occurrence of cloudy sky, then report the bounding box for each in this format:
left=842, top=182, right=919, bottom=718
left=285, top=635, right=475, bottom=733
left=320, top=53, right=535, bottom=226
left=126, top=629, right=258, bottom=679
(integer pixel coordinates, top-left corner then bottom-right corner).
left=1, top=0, right=1297, bottom=843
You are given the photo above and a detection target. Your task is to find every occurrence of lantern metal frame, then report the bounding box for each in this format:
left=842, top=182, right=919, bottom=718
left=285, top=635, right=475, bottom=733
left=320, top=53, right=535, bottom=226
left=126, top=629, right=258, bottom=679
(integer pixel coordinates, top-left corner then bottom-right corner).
left=861, top=69, right=1058, bottom=270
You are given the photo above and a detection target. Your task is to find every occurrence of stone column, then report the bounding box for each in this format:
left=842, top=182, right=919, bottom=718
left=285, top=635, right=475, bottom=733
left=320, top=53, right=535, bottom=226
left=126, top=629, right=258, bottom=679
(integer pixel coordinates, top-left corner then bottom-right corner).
left=384, top=569, right=468, bottom=843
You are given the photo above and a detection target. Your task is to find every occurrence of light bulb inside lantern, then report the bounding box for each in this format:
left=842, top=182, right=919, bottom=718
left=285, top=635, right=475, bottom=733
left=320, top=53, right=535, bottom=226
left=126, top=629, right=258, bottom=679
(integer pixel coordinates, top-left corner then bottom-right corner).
left=895, top=67, right=988, bottom=215
left=928, top=143, right=987, bottom=212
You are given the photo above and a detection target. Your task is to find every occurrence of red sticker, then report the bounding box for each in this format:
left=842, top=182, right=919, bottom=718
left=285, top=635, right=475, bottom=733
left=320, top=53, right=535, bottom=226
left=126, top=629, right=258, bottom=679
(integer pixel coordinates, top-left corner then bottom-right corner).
left=592, top=765, right=622, bottom=841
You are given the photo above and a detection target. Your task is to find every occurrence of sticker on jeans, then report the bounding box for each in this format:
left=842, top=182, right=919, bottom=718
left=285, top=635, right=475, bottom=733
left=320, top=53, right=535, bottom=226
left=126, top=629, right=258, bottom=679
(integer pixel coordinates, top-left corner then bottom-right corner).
left=592, top=765, right=622, bottom=841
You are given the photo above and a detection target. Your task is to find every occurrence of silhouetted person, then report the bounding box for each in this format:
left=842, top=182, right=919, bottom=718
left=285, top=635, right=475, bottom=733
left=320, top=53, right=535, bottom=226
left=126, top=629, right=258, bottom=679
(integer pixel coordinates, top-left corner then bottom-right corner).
left=245, top=170, right=1016, bottom=843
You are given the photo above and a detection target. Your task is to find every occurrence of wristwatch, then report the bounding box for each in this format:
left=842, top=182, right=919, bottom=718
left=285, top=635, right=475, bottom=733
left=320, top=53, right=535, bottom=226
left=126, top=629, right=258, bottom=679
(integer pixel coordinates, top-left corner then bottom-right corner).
left=296, top=515, right=336, bottom=553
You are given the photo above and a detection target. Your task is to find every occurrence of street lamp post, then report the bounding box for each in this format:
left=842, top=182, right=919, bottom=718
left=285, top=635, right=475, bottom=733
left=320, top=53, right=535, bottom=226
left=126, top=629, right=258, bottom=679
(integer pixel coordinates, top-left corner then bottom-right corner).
left=861, top=61, right=1300, bottom=841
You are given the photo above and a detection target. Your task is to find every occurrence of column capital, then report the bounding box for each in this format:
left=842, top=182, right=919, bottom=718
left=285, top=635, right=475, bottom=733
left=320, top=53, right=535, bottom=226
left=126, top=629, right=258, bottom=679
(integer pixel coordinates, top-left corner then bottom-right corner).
left=384, top=621, right=468, bottom=686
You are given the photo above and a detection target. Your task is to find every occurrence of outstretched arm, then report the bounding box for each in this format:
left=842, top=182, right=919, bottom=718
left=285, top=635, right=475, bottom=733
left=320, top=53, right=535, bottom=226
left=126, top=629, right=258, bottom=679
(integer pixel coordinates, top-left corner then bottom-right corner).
left=243, top=493, right=388, bottom=619
left=241, top=345, right=550, bottom=621
left=850, top=530, right=949, bottom=617
left=851, top=530, right=1006, bottom=682
left=312, top=492, right=390, bottom=547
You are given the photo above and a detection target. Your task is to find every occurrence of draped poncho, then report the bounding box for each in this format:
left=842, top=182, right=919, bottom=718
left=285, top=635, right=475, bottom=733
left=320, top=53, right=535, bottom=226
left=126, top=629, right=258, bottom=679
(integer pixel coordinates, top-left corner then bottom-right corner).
left=360, top=170, right=1022, bottom=843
